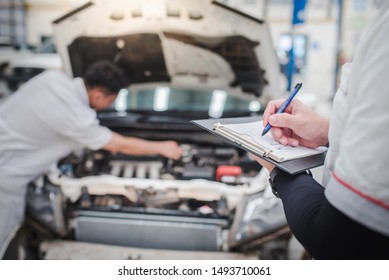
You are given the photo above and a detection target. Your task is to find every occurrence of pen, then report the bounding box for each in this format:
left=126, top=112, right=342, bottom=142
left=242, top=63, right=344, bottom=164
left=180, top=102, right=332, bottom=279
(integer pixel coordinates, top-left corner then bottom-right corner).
left=261, top=82, right=303, bottom=136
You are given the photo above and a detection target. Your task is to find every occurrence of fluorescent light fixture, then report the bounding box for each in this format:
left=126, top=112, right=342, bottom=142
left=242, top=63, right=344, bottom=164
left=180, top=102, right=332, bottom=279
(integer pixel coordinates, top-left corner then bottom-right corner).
left=153, top=86, right=170, bottom=111
left=209, top=90, right=227, bottom=118
left=249, top=100, right=261, bottom=112
left=115, top=88, right=129, bottom=112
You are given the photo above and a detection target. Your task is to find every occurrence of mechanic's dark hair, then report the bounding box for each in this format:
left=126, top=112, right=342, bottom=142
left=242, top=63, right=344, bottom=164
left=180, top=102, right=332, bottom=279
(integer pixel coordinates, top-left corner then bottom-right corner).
left=83, top=60, right=128, bottom=95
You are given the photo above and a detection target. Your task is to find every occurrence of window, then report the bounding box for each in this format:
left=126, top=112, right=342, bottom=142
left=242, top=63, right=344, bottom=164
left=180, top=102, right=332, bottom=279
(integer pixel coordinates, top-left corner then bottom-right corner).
left=0, top=0, right=26, bottom=48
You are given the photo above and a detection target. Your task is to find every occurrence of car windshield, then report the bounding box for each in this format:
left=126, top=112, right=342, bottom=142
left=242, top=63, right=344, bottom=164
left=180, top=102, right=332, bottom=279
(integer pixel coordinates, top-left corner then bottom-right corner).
left=112, top=86, right=262, bottom=118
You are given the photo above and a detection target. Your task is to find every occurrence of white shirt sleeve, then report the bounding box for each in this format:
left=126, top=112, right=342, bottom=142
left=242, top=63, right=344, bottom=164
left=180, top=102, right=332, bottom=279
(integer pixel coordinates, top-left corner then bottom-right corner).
left=60, top=116, right=112, bottom=150
left=54, top=102, right=113, bottom=150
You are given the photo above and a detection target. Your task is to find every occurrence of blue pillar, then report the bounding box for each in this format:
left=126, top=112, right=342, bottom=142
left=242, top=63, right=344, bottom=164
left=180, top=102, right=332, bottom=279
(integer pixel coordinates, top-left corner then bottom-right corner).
left=287, top=0, right=307, bottom=91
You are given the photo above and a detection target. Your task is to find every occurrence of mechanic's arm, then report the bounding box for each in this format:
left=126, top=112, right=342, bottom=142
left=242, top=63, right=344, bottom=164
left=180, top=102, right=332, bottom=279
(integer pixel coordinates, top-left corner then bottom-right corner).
left=102, top=132, right=183, bottom=160
left=254, top=154, right=361, bottom=260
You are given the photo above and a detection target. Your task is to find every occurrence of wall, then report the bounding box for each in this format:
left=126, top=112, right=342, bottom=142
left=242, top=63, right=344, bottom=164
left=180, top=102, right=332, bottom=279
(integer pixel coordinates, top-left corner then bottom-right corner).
left=341, top=0, right=378, bottom=61
left=25, top=0, right=87, bottom=45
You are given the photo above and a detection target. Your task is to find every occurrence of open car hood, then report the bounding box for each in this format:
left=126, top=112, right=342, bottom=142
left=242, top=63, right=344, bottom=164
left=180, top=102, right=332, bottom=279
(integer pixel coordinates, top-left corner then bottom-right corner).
left=53, top=0, right=281, bottom=100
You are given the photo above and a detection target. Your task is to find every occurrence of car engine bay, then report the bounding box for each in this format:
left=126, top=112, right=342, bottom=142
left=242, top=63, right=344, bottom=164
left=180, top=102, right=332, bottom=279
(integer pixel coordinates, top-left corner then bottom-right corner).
left=24, top=142, right=289, bottom=259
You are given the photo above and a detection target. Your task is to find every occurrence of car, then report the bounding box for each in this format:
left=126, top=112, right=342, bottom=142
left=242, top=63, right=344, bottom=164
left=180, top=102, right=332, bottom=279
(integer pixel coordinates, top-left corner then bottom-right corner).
left=1, top=39, right=62, bottom=92
left=6, top=0, right=292, bottom=260
left=0, top=39, right=30, bottom=98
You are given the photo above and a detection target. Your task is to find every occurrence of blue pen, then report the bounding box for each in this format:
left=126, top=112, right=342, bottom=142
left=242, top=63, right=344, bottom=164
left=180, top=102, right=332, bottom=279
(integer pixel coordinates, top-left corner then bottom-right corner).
left=261, top=83, right=303, bottom=136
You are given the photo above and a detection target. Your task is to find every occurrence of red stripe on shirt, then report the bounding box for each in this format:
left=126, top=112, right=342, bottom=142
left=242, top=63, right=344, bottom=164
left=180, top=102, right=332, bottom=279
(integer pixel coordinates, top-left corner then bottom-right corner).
left=333, top=171, right=389, bottom=210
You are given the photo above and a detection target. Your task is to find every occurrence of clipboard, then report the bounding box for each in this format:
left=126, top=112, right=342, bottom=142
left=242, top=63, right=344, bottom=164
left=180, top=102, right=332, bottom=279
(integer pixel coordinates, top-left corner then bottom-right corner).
left=191, top=116, right=327, bottom=175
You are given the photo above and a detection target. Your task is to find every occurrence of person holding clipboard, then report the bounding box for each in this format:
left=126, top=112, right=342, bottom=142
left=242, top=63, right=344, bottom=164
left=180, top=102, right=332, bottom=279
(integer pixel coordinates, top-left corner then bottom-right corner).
left=255, top=2, right=389, bottom=259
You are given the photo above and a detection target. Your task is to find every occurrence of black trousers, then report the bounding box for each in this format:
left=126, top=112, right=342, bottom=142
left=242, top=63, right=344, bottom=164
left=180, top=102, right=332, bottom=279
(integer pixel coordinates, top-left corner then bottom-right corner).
left=275, top=172, right=389, bottom=260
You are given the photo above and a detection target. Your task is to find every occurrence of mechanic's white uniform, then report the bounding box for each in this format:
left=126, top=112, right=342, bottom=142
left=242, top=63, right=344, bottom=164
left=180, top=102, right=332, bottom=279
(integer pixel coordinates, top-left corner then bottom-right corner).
left=323, top=3, right=389, bottom=236
left=0, top=71, right=112, bottom=257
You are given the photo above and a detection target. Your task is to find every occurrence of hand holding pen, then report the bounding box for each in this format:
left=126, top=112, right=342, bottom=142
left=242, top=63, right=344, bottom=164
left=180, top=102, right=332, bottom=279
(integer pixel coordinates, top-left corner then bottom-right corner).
left=261, top=83, right=303, bottom=137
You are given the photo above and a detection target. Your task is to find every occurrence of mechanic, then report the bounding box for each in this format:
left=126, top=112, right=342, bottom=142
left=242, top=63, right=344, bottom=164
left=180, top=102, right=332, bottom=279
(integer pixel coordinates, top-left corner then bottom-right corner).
left=255, top=2, right=389, bottom=259
left=0, top=60, right=183, bottom=258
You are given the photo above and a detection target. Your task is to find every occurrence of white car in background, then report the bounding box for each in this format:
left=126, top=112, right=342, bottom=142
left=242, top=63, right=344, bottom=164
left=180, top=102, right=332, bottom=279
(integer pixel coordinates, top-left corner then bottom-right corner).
left=1, top=40, right=62, bottom=92
left=0, top=38, right=29, bottom=97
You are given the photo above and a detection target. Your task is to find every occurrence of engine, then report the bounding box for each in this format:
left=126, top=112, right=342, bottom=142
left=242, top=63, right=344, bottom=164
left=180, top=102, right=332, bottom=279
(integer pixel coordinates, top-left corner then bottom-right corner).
left=25, top=143, right=288, bottom=257
left=58, top=144, right=262, bottom=184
